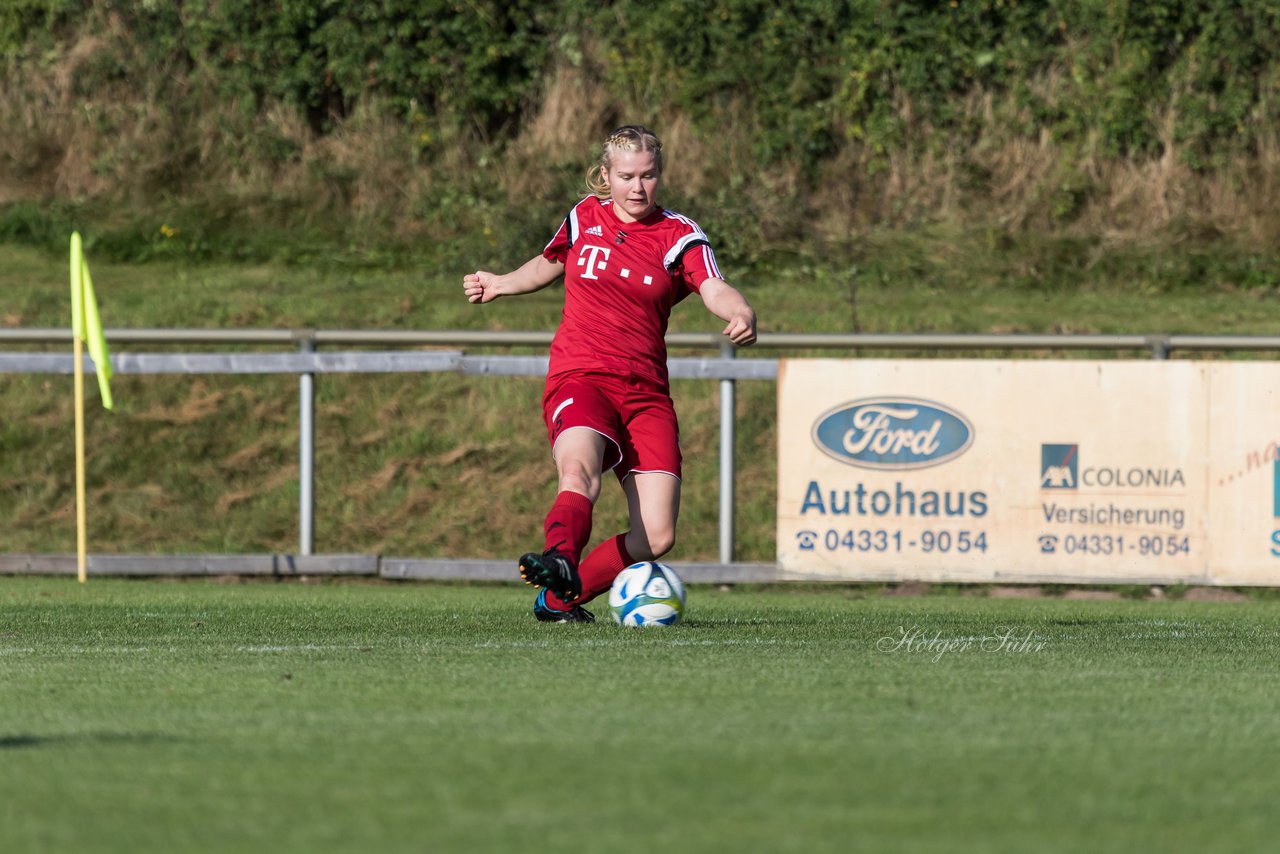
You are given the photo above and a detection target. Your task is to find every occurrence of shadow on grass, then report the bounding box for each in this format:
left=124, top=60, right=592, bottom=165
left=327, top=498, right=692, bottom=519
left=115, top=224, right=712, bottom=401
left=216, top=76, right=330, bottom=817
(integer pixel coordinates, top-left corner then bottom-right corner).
left=677, top=618, right=796, bottom=629
left=1047, top=617, right=1144, bottom=627
left=0, top=732, right=179, bottom=750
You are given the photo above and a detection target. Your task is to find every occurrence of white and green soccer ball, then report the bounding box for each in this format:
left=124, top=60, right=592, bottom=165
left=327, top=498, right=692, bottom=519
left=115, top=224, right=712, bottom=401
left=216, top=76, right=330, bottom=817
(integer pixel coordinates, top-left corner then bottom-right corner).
left=608, top=561, right=686, bottom=627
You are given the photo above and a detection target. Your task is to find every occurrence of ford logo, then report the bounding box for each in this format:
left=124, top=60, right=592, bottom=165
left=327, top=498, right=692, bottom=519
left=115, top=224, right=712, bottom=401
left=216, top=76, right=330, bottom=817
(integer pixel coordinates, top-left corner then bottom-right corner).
left=812, top=397, right=974, bottom=470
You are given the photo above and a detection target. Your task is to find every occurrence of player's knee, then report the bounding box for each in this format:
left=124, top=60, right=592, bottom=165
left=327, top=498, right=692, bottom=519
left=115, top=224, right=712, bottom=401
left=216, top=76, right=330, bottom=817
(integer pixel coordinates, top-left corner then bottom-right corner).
left=646, top=528, right=676, bottom=559
left=556, top=461, right=601, bottom=501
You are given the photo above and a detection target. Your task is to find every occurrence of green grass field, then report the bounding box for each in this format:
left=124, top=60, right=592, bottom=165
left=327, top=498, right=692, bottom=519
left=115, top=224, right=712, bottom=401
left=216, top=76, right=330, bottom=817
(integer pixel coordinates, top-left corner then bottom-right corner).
left=3, top=577, right=1278, bottom=853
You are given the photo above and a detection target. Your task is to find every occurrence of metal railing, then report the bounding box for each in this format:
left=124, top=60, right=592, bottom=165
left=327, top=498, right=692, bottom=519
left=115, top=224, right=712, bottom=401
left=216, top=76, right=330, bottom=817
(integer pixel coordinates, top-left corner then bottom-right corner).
left=8, top=327, right=1280, bottom=353
left=6, top=328, right=1280, bottom=564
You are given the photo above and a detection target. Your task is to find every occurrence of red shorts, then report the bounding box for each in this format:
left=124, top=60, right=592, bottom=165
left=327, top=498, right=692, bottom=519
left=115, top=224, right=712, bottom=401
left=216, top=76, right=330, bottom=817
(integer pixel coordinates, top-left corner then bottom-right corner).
left=541, top=372, right=682, bottom=481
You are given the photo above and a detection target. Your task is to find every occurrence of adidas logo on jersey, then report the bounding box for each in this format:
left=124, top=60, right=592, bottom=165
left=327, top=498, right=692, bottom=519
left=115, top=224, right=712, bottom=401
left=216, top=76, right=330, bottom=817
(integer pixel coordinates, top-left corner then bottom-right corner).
left=585, top=225, right=604, bottom=237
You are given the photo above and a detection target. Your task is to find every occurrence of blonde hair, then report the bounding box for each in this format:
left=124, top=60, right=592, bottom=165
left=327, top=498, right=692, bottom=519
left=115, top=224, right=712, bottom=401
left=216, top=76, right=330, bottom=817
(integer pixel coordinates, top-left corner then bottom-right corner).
left=585, top=125, right=664, bottom=198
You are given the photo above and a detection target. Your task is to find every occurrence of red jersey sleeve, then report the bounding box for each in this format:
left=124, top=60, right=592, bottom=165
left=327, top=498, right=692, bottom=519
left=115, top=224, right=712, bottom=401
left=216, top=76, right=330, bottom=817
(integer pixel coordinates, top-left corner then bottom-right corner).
left=668, top=234, right=722, bottom=293
left=544, top=198, right=592, bottom=264
left=542, top=216, right=571, bottom=264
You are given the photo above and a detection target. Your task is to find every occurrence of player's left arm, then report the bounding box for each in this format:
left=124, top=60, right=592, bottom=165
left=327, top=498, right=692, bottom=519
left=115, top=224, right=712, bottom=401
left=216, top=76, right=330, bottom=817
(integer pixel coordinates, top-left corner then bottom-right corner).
left=697, top=277, right=757, bottom=346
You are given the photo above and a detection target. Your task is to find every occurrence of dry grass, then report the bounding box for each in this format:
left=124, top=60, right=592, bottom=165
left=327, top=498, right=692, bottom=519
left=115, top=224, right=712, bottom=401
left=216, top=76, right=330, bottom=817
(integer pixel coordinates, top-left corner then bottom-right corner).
left=4, top=27, right=1280, bottom=260
left=811, top=63, right=1280, bottom=254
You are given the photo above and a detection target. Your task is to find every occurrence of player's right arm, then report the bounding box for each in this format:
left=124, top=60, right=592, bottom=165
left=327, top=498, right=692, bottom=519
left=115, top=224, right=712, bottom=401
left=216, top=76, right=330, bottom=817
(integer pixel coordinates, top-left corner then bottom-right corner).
left=464, top=254, right=564, bottom=304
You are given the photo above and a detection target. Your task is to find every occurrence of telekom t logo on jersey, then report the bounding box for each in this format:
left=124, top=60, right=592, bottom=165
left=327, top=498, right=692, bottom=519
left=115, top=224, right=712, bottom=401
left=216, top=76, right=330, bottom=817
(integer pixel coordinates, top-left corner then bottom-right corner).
left=577, top=245, right=611, bottom=279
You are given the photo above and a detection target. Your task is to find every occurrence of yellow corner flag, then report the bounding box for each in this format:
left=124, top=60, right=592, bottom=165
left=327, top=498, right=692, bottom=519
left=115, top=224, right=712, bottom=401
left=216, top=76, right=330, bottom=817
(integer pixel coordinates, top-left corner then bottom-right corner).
left=70, top=232, right=115, bottom=583
left=70, top=232, right=113, bottom=410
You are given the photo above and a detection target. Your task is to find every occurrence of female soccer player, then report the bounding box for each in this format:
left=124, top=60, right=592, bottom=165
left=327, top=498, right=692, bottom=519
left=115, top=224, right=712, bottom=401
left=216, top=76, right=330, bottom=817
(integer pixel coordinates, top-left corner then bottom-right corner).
left=462, top=125, right=757, bottom=622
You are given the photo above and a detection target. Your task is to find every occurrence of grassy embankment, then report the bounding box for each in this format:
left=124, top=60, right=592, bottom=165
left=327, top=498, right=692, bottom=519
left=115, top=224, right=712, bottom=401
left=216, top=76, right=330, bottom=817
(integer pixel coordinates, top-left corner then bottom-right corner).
left=4, top=230, right=1280, bottom=561
left=5, top=4, right=1280, bottom=559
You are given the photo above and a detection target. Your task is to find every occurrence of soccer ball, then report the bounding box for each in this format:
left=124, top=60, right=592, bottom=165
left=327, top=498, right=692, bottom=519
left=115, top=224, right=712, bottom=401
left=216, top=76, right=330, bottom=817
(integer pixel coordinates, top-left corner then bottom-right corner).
left=608, top=561, right=686, bottom=627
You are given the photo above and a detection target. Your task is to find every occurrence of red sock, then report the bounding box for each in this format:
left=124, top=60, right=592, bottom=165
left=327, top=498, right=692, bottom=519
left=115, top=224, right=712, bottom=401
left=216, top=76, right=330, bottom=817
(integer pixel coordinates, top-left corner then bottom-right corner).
left=546, top=534, right=633, bottom=610
left=542, top=490, right=593, bottom=566
left=580, top=533, right=636, bottom=606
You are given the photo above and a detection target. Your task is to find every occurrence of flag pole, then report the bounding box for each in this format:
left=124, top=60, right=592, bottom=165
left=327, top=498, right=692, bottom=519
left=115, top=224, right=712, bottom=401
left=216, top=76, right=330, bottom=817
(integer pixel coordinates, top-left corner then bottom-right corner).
left=74, top=328, right=88, bottom=583
left=71, top=234, right=88, bottom=583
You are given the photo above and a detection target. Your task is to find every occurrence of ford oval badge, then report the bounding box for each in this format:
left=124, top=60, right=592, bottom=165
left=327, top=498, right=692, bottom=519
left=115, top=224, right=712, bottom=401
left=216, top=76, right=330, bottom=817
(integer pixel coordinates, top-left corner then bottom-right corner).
left=812, top=397, right=974, bottom=470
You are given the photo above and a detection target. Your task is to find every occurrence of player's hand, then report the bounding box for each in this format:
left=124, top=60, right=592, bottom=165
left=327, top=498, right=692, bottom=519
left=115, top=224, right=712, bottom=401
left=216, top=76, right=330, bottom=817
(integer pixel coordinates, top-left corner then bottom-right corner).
left=463, top=271, right=499, bottom=304
left=722, top=308, right=757, bottom=346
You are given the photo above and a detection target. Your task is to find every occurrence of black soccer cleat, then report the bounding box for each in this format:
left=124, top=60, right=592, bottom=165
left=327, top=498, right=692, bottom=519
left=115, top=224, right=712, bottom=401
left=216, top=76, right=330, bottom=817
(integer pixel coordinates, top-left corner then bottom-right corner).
left=518, top=549, right=582, bottom=604
left=532, top=589, right=595, bottom=624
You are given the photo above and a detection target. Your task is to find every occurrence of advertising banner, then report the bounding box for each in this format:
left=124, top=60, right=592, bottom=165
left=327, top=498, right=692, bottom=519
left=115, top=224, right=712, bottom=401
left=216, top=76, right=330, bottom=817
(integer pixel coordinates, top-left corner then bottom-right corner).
left=778, top=359, right=1278, bottom=585
left=1204, top=363, right=1280, bottom=585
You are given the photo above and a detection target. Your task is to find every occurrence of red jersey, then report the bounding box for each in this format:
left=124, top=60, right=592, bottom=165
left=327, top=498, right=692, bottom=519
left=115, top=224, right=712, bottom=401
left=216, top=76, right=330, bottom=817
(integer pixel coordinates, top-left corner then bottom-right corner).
left=542, top=196, right=722, bottom=387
